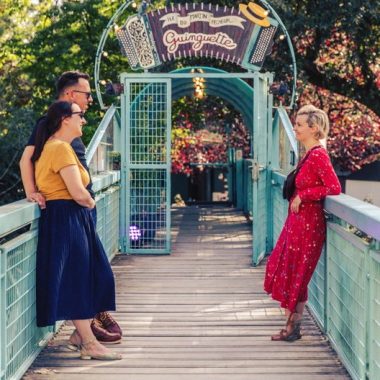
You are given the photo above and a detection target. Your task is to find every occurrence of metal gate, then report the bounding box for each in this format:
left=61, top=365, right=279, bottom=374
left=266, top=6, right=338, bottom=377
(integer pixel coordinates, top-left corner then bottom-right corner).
left=120, top=77, right=171, bottom=254
left=252, top=72, right=273, bottom=266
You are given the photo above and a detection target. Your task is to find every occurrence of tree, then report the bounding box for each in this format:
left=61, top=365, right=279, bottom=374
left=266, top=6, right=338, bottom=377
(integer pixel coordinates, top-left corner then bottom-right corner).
left=171, top=96, right=250, bottom=175
left=0, top=0, right=131, bottom=205
left=0, top=0, right=52, bottom=205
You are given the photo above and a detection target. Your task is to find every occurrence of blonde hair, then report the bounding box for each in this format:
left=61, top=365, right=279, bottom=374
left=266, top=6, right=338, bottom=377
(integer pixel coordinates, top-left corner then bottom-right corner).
left=297, top=105, right=329, bottom=140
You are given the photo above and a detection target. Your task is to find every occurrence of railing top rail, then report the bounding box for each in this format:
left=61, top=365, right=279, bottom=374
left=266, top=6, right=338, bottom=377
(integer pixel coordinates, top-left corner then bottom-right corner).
left=0, top=172, right=120, bottom=239
left=85, top=104, right=117, bottom=163
left=325, top=193, right=380, bottom=241
left=276, top=107, right=298, bottom=158
left=272, top=170, right=380, bottom=241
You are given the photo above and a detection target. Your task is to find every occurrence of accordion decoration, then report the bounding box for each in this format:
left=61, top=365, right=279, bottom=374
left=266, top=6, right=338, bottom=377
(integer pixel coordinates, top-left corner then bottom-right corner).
left=116, top=2, right=278, bottom=71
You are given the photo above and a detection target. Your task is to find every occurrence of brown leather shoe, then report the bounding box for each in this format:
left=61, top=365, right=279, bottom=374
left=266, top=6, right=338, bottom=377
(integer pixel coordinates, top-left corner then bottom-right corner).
left=91, top=318, right=121, bottom=344
left=95, top=311, right=123, bottom=336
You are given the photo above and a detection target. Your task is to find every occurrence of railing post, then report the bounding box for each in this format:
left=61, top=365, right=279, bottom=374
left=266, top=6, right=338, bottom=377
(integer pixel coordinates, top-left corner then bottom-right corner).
left=0, top=247, right=6, bottom=380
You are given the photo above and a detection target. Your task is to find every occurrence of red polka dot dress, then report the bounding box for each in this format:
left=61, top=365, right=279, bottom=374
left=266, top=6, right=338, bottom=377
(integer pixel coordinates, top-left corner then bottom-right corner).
left=264, top=146, right=341, bottom=312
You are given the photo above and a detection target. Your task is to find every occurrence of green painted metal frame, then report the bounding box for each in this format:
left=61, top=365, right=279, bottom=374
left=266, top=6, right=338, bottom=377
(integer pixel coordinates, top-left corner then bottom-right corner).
left=121, top=67, right=273, bottom=265
left=120, top=76, right=172, bottom=254
left=119, top=69, right=273, bottom=265
left=252, top=71, right=273, bottom=266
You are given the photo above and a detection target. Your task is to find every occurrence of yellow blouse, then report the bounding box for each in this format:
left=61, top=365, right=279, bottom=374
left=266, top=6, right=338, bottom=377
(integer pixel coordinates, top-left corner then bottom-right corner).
left=35, top=139, right=90, bottom=201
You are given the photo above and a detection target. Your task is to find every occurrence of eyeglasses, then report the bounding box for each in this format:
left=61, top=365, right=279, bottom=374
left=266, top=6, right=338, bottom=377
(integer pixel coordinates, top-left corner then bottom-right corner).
left=72, top=90, right=92, bottom=100
left=71, top=111, right=85, bottom=119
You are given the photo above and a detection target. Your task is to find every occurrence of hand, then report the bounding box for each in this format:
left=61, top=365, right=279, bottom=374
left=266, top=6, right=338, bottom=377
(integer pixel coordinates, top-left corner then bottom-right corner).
left=88, top=198, right=96, bottom=209
left=290, top=195, right=302, bottom=213
left=27, top=191, right=46, bottom=209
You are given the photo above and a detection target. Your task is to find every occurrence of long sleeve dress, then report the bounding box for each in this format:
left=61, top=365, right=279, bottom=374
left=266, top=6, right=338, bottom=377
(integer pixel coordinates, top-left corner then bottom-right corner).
left=264, top=146, right=341, bottom=312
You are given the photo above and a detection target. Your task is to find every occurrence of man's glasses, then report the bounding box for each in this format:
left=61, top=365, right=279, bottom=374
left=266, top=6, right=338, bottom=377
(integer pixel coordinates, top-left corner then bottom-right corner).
left=71, top=111, right=85, bottom=119
left=72, top=90, right=92, bottom=100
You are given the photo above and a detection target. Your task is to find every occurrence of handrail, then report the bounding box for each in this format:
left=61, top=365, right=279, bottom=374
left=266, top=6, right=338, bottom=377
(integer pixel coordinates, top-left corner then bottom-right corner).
left=0, top=172, right=120, bottom=239
left=325, top=193, right=380, bottom=241
left=85, top=104, right=117, bottom=163
left=272, top=170, right=380, bottom=241
left=277, top=107, right=298, bottom=158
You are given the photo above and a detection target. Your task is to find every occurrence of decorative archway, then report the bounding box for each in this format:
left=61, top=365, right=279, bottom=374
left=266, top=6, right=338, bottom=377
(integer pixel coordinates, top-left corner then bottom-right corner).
left=95, top=1, right=296, bottom=265
left=95, top=1, right=297, bottom=110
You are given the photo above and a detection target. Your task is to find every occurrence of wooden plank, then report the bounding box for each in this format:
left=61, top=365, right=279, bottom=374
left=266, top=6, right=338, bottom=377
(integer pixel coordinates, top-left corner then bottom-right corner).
left=24, top=206, right=349, bottom=380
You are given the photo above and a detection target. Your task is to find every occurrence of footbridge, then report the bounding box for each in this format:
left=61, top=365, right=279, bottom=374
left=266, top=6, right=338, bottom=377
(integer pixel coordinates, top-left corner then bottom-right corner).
left=1, top=1, right=380, bottom=379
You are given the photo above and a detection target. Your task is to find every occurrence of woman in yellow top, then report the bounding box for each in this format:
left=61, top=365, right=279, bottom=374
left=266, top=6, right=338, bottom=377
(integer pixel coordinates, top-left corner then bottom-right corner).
left=31, top=101, right=121, bottom=361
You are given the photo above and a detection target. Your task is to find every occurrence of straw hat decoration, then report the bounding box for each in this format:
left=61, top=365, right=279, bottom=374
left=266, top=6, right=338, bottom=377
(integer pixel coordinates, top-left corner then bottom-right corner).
left=239, top=2, right=271, bottom=27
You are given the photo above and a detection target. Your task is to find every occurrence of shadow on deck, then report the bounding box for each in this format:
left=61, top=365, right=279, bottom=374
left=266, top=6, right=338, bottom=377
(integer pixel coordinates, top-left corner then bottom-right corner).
left=24, top=205, right=350, bottom=380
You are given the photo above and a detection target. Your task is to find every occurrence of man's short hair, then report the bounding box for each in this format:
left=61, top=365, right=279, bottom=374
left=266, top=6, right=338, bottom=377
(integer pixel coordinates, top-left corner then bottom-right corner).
left=56, top=71, right=90, bottom=97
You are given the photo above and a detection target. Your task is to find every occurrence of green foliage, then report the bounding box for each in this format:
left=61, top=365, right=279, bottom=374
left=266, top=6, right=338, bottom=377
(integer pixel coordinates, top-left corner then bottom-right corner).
left=171, top=96, right=250, bottom=174
left=0, top=0, right=131, bottom=205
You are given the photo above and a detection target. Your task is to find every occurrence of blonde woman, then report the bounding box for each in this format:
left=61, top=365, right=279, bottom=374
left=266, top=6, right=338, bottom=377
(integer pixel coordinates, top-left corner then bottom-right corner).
left=264, top=105, right=341, bottom=341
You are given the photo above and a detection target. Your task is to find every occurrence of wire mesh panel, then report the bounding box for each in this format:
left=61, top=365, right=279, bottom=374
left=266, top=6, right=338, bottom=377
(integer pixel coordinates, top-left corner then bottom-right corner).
left=95, top=186, right=120, bottom=260
left=271, top=182, right=288, bottom=244
left=1, top=232, right=54, bottom=380
left=122, top=78, right=171, bottom=254
left=370, top=250, right=380, bottom=380
left=326, top=224, right=368, bottom=380
left=308, top=246, right=326, bottom=327
left=87, top=106, right=121, bottom=176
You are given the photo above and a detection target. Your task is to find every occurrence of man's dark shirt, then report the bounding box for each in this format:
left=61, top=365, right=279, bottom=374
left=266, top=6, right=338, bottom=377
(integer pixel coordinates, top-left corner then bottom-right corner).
left=27, top=116, right=94, bottom=197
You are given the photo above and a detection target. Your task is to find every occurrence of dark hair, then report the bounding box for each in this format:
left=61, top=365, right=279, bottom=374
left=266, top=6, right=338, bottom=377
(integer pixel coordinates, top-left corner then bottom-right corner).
left=56, top=71, right=90, bottom=97
left=31, top=101, right=73, bottom=163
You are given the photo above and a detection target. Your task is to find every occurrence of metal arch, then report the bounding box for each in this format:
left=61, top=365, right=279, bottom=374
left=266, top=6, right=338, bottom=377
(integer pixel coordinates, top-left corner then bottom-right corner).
left=94, top=1, right=134, bottom=110
left=259, top=0, right=298, bottom=108
left=172, top=81, right=253, bottom=131
left=122, top=66, right=254, bottom=133
left=171, top=66, right=254, bottom=131
left=95, top=1, right=298, bottom=109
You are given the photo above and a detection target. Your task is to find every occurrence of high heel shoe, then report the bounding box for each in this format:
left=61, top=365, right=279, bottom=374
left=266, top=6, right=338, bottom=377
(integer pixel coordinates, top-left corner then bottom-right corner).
left=271, top=313, right=302, bottom=342
left=66, top=329, right=81, bottom=351
left=80, top=338, right=122, bottom=361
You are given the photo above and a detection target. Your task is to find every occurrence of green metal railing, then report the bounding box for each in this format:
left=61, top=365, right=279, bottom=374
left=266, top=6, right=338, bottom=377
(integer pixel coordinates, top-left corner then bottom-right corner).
left=271, top=171, right=380, bottom=380
left=0, top=172, right=120, bottom=380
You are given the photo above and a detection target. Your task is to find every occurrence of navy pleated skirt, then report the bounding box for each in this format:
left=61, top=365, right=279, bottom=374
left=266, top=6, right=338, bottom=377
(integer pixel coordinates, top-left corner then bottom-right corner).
left=36, top=200, right=116, bottom=327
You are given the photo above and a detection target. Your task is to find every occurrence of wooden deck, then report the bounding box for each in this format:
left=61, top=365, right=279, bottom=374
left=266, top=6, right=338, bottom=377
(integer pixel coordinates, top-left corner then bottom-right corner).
left=24, top=206, right=350, bottom=380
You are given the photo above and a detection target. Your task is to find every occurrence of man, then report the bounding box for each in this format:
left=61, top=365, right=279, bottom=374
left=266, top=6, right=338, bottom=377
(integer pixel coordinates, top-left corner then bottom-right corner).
left=19, top=71, right=123, bottom=344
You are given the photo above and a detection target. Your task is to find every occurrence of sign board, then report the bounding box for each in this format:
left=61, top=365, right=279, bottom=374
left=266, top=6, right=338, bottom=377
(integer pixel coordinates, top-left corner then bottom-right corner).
left=116, top=2, right=278, bottom=71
